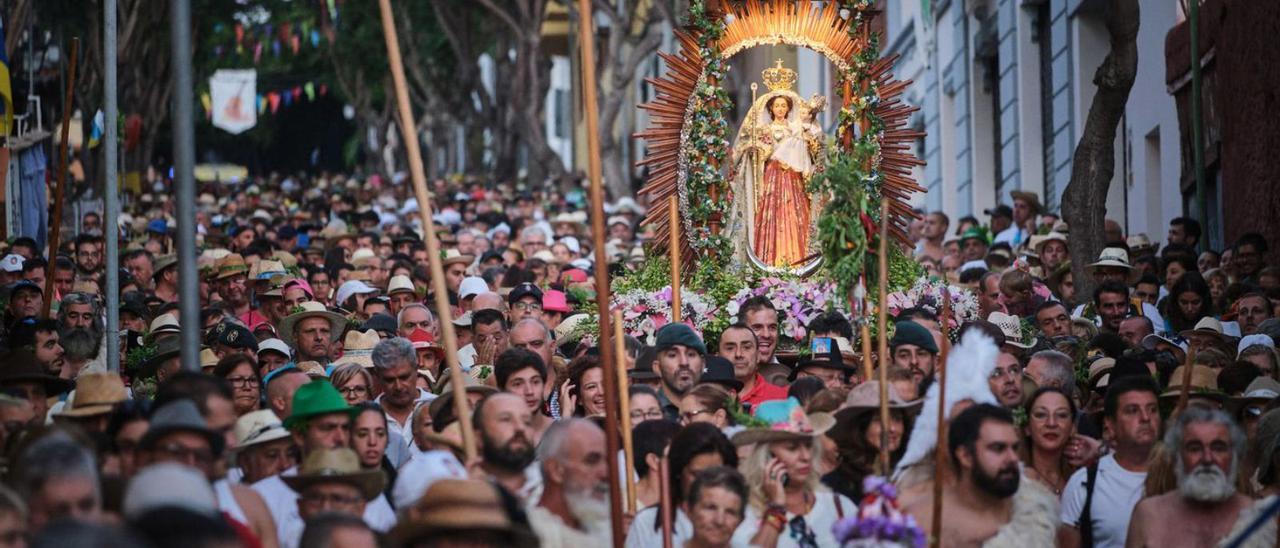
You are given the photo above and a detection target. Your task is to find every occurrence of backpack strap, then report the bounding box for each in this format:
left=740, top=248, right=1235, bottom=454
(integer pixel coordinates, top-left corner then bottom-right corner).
left=1080, top=462, right=1100, bottom=548
left=834, top=493, right=844, bottom=519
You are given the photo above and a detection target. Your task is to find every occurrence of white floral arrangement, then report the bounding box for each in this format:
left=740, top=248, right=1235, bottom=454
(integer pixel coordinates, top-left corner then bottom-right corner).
left=884, top=277, right=979, bottom=332
left=725, top=277, right=845, bottom=345
left=612, top=286, right=720, bottom=345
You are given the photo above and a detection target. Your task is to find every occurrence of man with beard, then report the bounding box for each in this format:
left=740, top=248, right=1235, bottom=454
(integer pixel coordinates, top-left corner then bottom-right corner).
left=918, top=404, right=1055, bottom=545
left=474, top=393, right=539, bottom=501
left=281, top=302, right=346, bottom=365
left=57, top=293, right=104, bottom=374
left=1125, top=407, right=1252, bottom=547
left=889, top=321, right=938, bottom=398
left=529, top=418, right=611, bottom=545
left=371, top=338, right=434, bottom=449
left=1060, top=375, right=1162, bottom=548
left=651, top=323, right=705, bottom=421
left=73, top=234, right=103, bottom=277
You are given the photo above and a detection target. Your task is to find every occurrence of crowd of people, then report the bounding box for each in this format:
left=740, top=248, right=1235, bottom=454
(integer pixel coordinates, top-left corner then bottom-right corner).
left=0, top=175, right=1275, bottom=548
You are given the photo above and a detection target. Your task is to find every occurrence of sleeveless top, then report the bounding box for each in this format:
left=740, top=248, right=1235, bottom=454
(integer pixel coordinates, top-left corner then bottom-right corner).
left=214, top=478, right=249, bottom=525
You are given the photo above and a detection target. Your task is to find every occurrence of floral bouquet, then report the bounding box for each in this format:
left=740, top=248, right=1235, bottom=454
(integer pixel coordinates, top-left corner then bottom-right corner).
left=724, top=277, right=845, bottom=351
left=832, top=476, right=925, bottom=548
left=884, top=277, right=979, bottom=332
left=612, top=286, right=720, bottom=345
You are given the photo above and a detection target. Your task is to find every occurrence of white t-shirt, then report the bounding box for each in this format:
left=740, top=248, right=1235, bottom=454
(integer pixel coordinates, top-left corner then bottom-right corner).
left=625, top=506, right=692, bottom=548
left=252, top=466, right=401, bottom=548
left=1060, top=454, right=1147, bottom=548
left=731, top=490, right=856, bottom=548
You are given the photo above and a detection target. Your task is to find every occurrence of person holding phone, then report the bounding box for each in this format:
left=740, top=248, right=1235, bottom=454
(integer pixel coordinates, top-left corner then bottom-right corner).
left=731, top=397, right=854, bottom=547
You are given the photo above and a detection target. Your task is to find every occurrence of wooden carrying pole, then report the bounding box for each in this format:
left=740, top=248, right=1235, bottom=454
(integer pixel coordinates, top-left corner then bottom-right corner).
left=659, top=455, right=674, bottom=548
left=1175, top=345, right=1199, bottom=414
left=45, top=37, right=80, bottom=318
left=669, top=195, right=682, bottom=323
left=929, top=289, right=953, bottom=548
left=616, top=310, right=637, bottom=514
left=876, top=201, right=891, bottom=475
left=376, top=0, right=476, bottom=462
left=575, top=0, right=627, bottom=544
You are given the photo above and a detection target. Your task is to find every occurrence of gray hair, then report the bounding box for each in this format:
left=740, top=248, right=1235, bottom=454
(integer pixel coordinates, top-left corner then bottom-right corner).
left=512, top=318, right=552, bottom=342
left=1029, top=350, right=1076, bottom=399
left=1165, top=406, right=1246, bottom=476
left=57, top=292, right=104, bottom=335
left=536, top=418, right=599, bottom=470
left=372, top=337, right=417, bottom=371
left=16, top=432, right=101, bottom=502
left=396, top=303, right=432, bottom=328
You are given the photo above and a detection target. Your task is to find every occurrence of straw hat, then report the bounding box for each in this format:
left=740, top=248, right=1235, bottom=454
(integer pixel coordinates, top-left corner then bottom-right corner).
left=833, top=381, right=921, bottom=426
left=297, top=361, right=330, bottom=379
left=1031, top=232, right=1067, bottom=254
left=988, top=312, right=1038, bottom=349
left=1086, top=357, right=1116, bottom=389
left=232, top=409, right=292, bottom=451
left=1179, top=317, right=1230, bottom=344
left=441, top=249, right=474, bottom=267
left=55, top=373, right=128, bottom=418
left=1009, top=191, right=1043, bottom=215
left=387, top=275, right=416, bottom=297
left=278, top=302, right=348, bottom=346
left=199, top=348, right=220, bottom=370
left=391, top=478, right=537, bottom=546
left=1160, top=365, right=1224, bottom=402
left=214, top=254, right=249, bottom=280
left=283, top=448, right=385, bottom=501
left=1086, top=248, right=1138, bottom=283
left=333, top=330, right=380, bottom=369
left=730, top=397, right=836, bottom=446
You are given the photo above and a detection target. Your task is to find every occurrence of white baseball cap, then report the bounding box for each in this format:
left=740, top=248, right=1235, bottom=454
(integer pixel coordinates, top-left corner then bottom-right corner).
left=459, top=277, right=489, bottom=300
left=0, top=254, right=23, bottom=273
left=335, top=280, right=378, bottom=308
left=257, top=338, right=292, bottom=359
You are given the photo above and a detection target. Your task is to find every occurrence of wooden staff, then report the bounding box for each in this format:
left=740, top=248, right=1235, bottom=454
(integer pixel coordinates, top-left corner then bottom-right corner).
left=376, top=0, right=475, bottom=461
left=1175, top=345, right=1199, bottom=414
left=659, top=455, right=674, bottom=548
left=929, top=288, right=953, bottom=548
left=616, top=310, right=638, bottom=514
left=669, top=195, right=682, bottom=323
left=876, top=200, right=891, bottom=475
left=860, top=276, right=873, bottom=382
left=44, top=37, right=80, bottom=318
left=575, top=0, right=626, bottom=544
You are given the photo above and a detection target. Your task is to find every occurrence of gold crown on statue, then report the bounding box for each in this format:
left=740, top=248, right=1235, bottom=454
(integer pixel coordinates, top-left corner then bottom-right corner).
left=762, top=59, right=797, bottom=91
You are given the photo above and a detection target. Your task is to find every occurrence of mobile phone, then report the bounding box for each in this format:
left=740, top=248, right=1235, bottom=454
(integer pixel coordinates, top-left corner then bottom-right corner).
left=780, top=472, right=790, bottom=486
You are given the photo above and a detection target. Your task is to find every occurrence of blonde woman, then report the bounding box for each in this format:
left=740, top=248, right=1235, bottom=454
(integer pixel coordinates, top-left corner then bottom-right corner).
left=329, top=363, right=374, bottom=405
left=730, top=397, right=854, bottom=547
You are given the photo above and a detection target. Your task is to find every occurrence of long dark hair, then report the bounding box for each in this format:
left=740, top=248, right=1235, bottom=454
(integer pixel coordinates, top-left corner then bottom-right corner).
left=1162, top=271, right=1215, bottom=333
left=828, top=407, right=913, bottom=482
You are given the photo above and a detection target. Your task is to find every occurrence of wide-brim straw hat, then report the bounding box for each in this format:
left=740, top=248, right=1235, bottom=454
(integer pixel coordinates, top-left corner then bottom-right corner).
left=988, top=312, right=1038, bottom=349
left=1229, top=377, right=1280, bottom=415
left=833, top=381, right=921, bottom=425
left=278, top=302, right=348, bottom=346
left=1160, top=365, right=1225, bottom=401
left=233, top=409, right=292, bottom=451
left=1009, top=190, right=1043, bottom=214
left=282, top=448, right=385, bottom=501
left=441, top=249, right=474, bottom=267
left=390, top=478, right=537, bottom=546
left=333, top=329, right=380, bottom=369
left=1179, top=317, right=1230, bottom=344
left=55, top=372, right=128, bottom=418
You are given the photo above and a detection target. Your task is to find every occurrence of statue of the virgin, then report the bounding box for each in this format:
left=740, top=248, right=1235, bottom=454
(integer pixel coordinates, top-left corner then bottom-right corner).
left=728, top=60, right=827, bottom=271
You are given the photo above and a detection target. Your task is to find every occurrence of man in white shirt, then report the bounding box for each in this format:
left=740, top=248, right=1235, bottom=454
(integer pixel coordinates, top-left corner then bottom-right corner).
left=371, top=337, right=433, bottom=447
left=1059, top=375, right=1162, bottom=548
left=528, top=418, right=612, bottom=546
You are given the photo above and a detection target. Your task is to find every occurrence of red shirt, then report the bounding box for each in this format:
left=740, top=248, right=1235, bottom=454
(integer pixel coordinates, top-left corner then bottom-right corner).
left=739, top=372, right=789, bottom=407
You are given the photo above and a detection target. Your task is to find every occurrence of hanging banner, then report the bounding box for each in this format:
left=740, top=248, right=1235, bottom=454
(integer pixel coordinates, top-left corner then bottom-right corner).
left=209, top=69, right=257, bottom=134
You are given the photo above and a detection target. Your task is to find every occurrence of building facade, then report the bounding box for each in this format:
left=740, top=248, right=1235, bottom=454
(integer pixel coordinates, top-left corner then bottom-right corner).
left=885, top=0, right=1188, bottom=245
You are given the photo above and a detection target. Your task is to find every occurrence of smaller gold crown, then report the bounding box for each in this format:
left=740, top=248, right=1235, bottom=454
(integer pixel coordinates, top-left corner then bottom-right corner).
left=761, top=59, right=797, bottom=92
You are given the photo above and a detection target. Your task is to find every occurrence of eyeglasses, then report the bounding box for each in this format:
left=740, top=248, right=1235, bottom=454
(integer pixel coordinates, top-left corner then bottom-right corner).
left=225, top=376, right=257, bottom=388
left=680, top=409, right=709, bottom=423
left=630, top=409, right=665, bottom=422
left=512, top=302, right=543, bottom=312
left=340, top=385, right=370, bottom=396
left=156, top=442, right=214, bottom=466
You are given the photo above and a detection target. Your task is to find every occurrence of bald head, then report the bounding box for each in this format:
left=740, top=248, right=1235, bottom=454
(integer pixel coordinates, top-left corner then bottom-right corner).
left=471, top=292, right=505, bottom=313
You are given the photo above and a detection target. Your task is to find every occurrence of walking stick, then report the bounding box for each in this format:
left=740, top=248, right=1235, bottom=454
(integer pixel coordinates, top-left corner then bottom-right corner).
left=659, top=455, right=674, bottom=548
left=1175, top=345, right=1199, bottom=415
left=616, top=310, right=638, bottom=514
left=876, top=201, right=891, bottom=475
left=929, top=289, right=952, bottom=548
left=669, top=195, right=681, bottom=323
left=575, top=0, right=626, bottom=544
left=45, top=37, right=80, bottom=318
left=376, top=0, right=475, bottom=462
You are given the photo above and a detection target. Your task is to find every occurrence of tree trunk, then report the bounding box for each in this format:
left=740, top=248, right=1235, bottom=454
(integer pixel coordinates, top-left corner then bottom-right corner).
left=1060, top=0, right=1139, bottom=304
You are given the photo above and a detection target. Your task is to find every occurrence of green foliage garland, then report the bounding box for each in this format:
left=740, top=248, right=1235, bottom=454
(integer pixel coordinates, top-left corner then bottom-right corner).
left=683, top=0, right=734, bottom=264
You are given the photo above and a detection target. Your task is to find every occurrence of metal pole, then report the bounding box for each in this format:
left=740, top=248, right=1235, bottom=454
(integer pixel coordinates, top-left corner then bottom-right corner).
left=171, top=0, right=200, bottom=370
left=1189, top=0, right=1208, bottom=252
left=104, top=0, right=120, bottom=372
